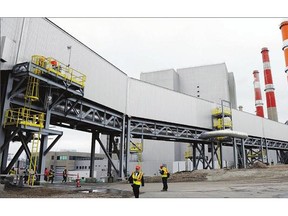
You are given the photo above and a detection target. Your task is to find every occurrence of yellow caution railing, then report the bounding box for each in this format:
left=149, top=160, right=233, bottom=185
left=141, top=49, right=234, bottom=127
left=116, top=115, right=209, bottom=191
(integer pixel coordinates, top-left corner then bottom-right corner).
left=184, top=150, right=192, bottom=159
left=213, top=118, right=232, bottom=129
left=31, top=55, right=86, bottom=88
left=4, top=108, right=45, bottom=128
left=212, top=107, right=231, bottom=116
left=130, top=142, right=143, bottom=153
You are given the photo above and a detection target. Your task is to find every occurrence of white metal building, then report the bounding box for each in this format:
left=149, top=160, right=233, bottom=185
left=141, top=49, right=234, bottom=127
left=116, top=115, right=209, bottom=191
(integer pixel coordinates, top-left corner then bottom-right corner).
left=1, top=18, right=287, bottom=177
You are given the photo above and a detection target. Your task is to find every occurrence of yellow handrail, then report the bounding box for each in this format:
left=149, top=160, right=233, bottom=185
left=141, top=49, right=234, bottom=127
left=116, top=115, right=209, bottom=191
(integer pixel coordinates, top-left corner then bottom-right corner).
left=4, top=108, right=45, bottom=128
left=31, top=55, right=86, bottom=88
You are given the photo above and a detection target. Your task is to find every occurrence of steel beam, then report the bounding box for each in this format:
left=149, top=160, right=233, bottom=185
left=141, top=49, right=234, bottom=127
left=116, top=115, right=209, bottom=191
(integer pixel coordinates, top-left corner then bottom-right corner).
left=90, top=132, right=96, bottom=178
left=96, top=133, right=119, bottom=176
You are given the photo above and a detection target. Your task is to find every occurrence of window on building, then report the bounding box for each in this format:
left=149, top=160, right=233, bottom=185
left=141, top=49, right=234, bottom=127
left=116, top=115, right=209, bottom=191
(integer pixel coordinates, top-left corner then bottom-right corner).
left=76, top=166, right=78, bottom=169
left=51, top=156, right=54, bottom=160
left=57, top=155, right=68, bottom=160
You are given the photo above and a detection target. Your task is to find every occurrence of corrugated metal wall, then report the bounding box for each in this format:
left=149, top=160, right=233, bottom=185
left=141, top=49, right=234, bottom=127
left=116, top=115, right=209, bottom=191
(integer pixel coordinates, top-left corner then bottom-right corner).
left=177, top=63, right=231, bottom=105
left=232, top=109, right=288, bottom=140
left=1, top=17, right=288, bottom=142
left=1, top=18, right=128, bottom=113
left=127, top=78, right=214, bottom=128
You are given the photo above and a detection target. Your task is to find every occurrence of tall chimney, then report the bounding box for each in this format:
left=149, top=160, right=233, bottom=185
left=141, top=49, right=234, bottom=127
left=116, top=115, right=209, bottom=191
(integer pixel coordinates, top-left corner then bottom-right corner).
left=261, top=47, right=278, bottom=121
left=253, top=70, right=264, bottom=117
left=280, top=21, right=288, bottom=79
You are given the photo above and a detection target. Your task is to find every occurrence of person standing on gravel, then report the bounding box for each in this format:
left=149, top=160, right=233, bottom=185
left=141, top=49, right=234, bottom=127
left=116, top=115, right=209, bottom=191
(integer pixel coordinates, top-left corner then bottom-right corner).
left=62, top=169, right=68, bottom=183
left=49, top=168, right=55, bottom=184
left=159, top=164, right=169, bottom=191
left=128, top=165, right=144, bottom=198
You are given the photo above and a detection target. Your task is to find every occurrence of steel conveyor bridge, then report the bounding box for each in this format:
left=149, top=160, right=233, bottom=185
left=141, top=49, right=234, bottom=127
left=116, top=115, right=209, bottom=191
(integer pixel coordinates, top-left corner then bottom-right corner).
left=1, top=59, right=288, bottom=182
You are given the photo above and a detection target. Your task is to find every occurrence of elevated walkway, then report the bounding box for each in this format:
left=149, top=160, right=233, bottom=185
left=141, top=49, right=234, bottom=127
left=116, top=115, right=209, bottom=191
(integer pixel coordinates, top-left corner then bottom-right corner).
left=2, top=58, right=288, bottom=180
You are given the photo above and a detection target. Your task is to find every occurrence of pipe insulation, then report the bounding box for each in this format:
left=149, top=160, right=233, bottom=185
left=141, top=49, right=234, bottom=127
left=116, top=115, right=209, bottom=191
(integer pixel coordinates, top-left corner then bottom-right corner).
left=199, top=129, right=248, bottom=139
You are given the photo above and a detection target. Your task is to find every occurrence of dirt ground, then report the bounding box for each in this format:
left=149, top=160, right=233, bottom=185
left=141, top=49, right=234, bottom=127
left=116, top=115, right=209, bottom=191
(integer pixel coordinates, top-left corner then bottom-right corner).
left=1, top=162, right=288, bottom=198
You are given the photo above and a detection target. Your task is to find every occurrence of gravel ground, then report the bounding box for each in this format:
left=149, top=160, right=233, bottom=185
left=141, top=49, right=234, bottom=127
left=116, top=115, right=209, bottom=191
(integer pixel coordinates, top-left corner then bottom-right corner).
left=1, top=163, right=288, bottom=198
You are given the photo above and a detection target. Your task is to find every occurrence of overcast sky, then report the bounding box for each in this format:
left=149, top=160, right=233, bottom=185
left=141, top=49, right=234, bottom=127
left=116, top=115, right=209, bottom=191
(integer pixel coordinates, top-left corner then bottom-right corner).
left=35, top=17, right=286, bottom=153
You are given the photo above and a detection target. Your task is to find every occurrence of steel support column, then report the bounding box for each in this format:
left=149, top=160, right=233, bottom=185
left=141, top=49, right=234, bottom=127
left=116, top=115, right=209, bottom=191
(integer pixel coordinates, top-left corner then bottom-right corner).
left=126, top=118, right=131, bottom=174
left=233, top=138, right=238, bottom=169
left=107, top=134, right=114, bottom=178
left=96, top=133, right=119, bottom=176
left=0, top=72, right=14, bottom=173
left=38, top=98, right=52, bottom=181
left=119, top=115, right=126, bottom=179
left=265, top=138, right=269, bottom=164
left=220, top=143, right=223, bottom=168
left=193, top=143, right=197, bottom=170
left=89, top=132, right=96, bottom=178
left=241, top=139, right=247, bottom=168
left=211, top=142, right=215, bottom=169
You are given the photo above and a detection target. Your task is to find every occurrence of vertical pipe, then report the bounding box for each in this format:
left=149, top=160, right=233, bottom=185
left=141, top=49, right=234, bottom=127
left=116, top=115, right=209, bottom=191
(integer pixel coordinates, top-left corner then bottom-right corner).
left=279, top=21, right=288, bottom=81
left=253, top=70, right=264, bottom=117
left=261, top=47, right=278, bottom=121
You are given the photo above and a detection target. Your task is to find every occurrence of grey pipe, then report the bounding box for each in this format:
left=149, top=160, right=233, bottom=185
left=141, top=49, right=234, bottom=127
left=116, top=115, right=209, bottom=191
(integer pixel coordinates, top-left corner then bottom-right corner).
left=199, top=129, right=248, bottom=139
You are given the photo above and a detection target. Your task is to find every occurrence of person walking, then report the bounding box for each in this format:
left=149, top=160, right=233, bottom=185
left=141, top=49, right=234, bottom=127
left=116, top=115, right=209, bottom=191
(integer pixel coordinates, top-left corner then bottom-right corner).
left=159, top=164, right=169, bottom=191
left=62, top=169, right=67, bottom=183
left=128, top=165, right=144, bottom=198
left=49, top=168, right=55, bottom=184
left=44, top=168, right=49, bottom=182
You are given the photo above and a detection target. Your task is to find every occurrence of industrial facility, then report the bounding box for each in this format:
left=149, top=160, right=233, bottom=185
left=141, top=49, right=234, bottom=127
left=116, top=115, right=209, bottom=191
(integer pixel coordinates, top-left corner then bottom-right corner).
left=1, top=18, right=288, bottom=185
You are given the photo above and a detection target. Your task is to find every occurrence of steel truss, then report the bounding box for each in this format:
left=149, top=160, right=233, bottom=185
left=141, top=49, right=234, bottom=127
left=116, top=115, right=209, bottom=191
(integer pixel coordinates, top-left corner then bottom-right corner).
left=2, top=61, right=288, bottom=181
left=1, top=61, right=125, bottom=180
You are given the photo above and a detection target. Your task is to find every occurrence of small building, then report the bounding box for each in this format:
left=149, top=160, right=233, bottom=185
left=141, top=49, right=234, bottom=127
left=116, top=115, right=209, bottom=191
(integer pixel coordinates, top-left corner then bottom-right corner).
left=45, top=151, right=115, bottom=181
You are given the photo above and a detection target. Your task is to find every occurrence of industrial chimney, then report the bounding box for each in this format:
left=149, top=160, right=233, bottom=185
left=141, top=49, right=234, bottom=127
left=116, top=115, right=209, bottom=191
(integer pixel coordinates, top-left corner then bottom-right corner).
left=261, top=47, right=278, bottom=121
left=280, top=21, right=288, bottom=79
left=253, top=70, right=264, bottom=117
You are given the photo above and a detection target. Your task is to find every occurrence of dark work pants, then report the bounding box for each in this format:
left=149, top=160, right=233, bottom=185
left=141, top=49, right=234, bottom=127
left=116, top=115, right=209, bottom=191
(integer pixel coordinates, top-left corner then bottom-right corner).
left=132, top=184, right=140, bottom=198
left=162, top=177, right=168, bottom=190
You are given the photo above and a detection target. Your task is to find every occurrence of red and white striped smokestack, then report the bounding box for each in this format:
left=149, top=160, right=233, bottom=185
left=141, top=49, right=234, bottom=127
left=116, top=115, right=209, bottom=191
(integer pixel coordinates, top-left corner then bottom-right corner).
left=261, top=47, right=278, bottom=121
left=279, top=21, right=288, bottom=79
left=253, top=70, right=264, bottom=117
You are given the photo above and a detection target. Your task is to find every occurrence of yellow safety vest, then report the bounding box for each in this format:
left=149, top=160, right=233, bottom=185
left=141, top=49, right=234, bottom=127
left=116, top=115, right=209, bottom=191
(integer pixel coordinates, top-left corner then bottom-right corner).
left=132, top=171, right=143, bottom=186
left=161, top=167, right=168, bottom=178
left=9, top=170, right=16, bottom=175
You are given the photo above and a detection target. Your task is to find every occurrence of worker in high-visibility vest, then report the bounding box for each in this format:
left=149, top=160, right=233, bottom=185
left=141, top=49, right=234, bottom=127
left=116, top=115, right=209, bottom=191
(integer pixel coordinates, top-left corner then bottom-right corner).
left=159, top=164, right=169, bottom=191
left=128, top=165, right=144, bottom=198
left=49, top=168, right=55, bottom=184
left=9, top=167, right=16, bottom=175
